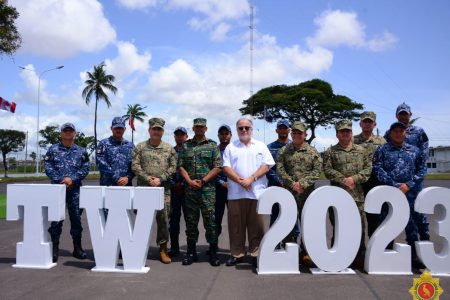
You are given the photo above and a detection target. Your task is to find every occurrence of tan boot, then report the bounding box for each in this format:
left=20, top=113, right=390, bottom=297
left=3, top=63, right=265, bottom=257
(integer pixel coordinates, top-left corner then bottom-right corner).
left=160, top=242, right=171, bottom=264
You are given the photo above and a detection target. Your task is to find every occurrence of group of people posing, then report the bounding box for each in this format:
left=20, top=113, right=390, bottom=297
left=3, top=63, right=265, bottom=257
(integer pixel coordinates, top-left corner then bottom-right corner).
left=43, top=102, right=429, bottom=270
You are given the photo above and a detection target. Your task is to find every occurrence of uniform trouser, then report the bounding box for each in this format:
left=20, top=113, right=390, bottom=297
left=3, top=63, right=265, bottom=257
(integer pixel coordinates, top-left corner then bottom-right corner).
left=228, top=199, right=265, bottom=258
left=269, top=204, right=301, bottom=239
left=328, top=202, right=366, bottom=257
left=215, top=185, right=228, bottom=237
left=183, top=186, right=218, bottom=244
left=156, top=192, right=171, bottom=245
left=169, top=191, right=185, bottom=236
left=48, top=188, right=83, bottom=242
left=363, top=171, right=382, bottom=238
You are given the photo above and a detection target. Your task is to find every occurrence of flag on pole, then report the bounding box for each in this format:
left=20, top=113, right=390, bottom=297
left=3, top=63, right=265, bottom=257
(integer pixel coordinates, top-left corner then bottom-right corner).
left=258, top=105, right=273, bottom=123
left=0, top=96, right=16, bottom=113
left=129, top=114, right=135, bottom=131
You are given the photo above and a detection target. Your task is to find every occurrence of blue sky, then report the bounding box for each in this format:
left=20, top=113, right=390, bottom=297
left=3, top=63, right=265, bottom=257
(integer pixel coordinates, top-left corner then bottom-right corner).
left=1, top=0, right=449, bottom=158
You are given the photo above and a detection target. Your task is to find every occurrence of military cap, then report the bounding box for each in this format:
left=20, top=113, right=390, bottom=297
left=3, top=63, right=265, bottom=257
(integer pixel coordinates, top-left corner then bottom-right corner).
left=389, top=121, right=407, bottom=131
left=361, top=111, right=376, bottom=121
left=218, top=124, right=231, bottom=133
left=276, top=119, right=290, bottom=128
left=149, top=117, right=165, bottom=129
left=60, top=122, right=76, bottom=131
left=174, top=126, right=187, bottom=134
left=193, top=118, right=207, bottom=126
left=111, top=116, right=126, bottom=129
left=396, top=102, right=411, bottom=115
left=291, top=121, right=307, bottom=132
left=335, top=120, right=353, bottom=131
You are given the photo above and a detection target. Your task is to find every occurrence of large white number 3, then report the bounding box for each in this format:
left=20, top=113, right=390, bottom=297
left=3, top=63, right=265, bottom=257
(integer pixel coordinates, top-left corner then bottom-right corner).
left=415, top=187, right=450, bottom=275
left=257, top=186, right=300, bottom=274
left=364, top=186, right=411, bottom=275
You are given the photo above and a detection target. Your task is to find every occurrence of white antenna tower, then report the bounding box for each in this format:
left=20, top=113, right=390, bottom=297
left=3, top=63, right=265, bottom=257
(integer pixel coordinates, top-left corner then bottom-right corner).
left=249, top=1, right=254, bottom=100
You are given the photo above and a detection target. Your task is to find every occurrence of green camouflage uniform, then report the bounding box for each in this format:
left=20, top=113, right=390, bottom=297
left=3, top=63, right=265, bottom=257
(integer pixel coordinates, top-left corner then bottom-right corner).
left=353, top=133, right=386, bottom=161
left=132, top=121, right=177, bottom=246
left=178, top=136, right=221, bottom=244
left=323, top=120, right=372, bottom=257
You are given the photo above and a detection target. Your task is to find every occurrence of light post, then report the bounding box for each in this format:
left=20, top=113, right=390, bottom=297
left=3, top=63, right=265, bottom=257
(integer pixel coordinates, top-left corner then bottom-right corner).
left=19, top=65, right=64, bottom=174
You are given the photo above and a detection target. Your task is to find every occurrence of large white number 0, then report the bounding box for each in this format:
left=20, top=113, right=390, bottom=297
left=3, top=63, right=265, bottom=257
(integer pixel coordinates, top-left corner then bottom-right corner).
left=257, top=186, right=299, bottom=274
left=364, top=186, right=411, bottom=275
left=415, top=187, right=450, bottom=275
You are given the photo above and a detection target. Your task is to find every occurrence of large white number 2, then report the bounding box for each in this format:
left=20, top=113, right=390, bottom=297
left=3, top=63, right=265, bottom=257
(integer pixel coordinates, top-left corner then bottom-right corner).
left=364, top=186, right=412, bottom=275
left=415, top=187, right=450, bottom=275
left=257, top=186, right=300, bottom=274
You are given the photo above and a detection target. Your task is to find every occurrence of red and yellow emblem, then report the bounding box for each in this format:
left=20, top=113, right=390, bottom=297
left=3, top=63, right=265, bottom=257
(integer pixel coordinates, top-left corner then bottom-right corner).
left=409, top=271, right=444, bottom=300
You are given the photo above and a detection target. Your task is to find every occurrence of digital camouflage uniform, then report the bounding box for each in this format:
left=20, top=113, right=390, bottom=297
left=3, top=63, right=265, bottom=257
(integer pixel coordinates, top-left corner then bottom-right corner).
left=132, top=137, right=177, bottom=246
left=277, top=124, right=322, bottom=254
left=215, top=142, right=228, bottom=237
left=44, top=142, right=90, bottom=241
left=169, top=143, right=186, bottom=238
left=374, top=138, right=428, bottom=246
left=323, top=120, right=372, bottom=256
left=178, top=135, right=221, bottom=245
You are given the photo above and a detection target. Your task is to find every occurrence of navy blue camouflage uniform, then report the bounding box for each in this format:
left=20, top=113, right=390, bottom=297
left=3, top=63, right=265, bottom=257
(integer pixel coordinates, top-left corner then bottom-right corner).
left=169, top=145, right=185, bottom=237
left=44, top=143, right=90, bottom=241
left=214, top=144, right=228, bottom=236
left=96, top=136, right=135, bottom=186
left=373, top=142, right=428, bottom=245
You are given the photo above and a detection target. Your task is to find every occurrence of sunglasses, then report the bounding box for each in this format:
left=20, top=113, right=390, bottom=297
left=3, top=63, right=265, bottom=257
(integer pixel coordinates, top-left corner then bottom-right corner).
left=238, top=126, right=252, bottom=131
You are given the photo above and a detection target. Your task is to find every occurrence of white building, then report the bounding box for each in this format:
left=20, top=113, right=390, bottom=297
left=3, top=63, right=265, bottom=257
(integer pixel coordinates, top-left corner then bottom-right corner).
left=427, top=146, right=450, bottom=173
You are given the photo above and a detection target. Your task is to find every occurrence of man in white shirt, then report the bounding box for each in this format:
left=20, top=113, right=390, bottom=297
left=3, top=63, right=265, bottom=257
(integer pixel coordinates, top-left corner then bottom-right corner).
left=223, top=117, right=275, bottom=267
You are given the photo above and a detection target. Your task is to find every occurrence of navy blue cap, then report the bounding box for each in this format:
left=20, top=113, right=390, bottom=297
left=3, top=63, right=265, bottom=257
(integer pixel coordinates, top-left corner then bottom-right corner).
left=396, top=102, right=411, bottom=115
left=173, top=126, right=187, bottom=134
left=389, top=121, right=407, bottom=131
left=111, top=116, right=126, bottom=129
left=276, top=119, right=290, bottom=128
left=60, top=122, right=76, bottom=131
left=218, top=124, right=231, bottom=133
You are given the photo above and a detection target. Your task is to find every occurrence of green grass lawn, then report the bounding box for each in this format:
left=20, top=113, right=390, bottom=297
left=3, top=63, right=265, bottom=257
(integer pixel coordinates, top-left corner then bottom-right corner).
left=0, top=194, right=6, bottom=219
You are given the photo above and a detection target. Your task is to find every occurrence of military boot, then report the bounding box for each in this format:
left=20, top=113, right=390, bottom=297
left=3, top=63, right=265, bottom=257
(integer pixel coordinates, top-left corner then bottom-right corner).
left=411, top=245, right=425, bottom=269
left=182, top=241, right=198, bottom=265
left=168, top=233, right=180, bottom=257
left=159, top=242, right=171, bottom=264
left=52, top=240, right=59, bottom=263
left=73, top=239, right=87, bottom=260
left=209, top=243, right=220, bottom=267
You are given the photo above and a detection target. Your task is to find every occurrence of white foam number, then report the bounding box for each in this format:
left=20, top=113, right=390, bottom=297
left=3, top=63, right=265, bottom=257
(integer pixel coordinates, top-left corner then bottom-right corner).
left=257, top=186, right=300, bottom=274
left=7, top=184, right=66, bottom=269
left=364, top=186, right=412, bottom=275
left=302, top=186, right=361, bottom=273
left=80, top=186, right=163, bottom=273
left=415, top=187, right=450, bottom=275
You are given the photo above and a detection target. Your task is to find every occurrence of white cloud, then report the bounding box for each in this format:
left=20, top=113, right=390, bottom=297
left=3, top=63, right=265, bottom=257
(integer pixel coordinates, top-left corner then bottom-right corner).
left=307, top=9, right=397, bottom=51
left=210, top=23, right=232, bottom=42
left=117, top=0, right=159, bottom=9
left=12, top=0, right=116, bottom=58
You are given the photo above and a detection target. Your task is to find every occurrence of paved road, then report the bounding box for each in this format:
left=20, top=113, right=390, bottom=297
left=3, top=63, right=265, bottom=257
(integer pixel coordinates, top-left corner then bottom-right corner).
left=0, top=180, right=449, bottom=299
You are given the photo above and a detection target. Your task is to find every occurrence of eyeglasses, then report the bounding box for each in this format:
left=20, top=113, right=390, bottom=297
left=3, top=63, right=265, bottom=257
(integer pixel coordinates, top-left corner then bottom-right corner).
left=238, top=126, right=252, bottom=131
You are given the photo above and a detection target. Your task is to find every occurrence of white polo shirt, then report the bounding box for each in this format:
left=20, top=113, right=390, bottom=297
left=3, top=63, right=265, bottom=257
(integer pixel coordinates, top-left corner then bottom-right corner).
left=223, top=138, right=275, bottom=200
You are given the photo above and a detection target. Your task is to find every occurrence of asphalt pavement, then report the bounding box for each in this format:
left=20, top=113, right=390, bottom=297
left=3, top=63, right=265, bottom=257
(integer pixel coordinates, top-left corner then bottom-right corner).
left=0, top=179, right=449, bottom=299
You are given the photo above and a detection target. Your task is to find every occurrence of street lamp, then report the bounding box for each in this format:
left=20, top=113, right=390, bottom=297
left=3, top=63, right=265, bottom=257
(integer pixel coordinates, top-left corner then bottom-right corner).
left=19, top=65, right=64, bottom=175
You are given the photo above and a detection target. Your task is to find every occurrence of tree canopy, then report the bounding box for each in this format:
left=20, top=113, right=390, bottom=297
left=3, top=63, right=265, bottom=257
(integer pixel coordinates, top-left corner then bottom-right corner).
left=123, top=103, right=147, bottom=143
left=240, top=78, right=364, bottom=143
left=0, top=0, right=21, bottom=56
left=0, top=129, right=25, bottom=177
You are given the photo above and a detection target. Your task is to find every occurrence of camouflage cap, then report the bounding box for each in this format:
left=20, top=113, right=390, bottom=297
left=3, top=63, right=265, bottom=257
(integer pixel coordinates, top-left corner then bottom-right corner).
left=389, top=121, right=407, bottom=131
left=335, top=120, right=353, bottom=131
left=60, top=122, right=76, bottom=131
left=149, top=117, right=165, bottom=129
left=193, top=118, right=207, bottom=126
left=276, top=119, right=290, bottom=128
left=396, top=102, right=411, bottom=115
left=291, top=121, right=307, bottom=132
left=111, top=116, right=126, bottom=128
left=218, top=124, right=231, bottom=133
left=173, top=126, right=187, bottom=134
left=361, top=111, right=376, bottom=121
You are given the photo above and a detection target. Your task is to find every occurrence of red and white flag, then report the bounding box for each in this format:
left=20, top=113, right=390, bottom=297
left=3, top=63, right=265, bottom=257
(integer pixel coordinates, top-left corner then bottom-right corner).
left=129, top=114, right=135, bottom=131
left=0, top=97, right=16, bottom=113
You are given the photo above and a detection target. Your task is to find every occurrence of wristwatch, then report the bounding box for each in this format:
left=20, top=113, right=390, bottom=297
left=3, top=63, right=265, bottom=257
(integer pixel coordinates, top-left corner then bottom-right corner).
left=252, top=175, right=258, bottom=182
left=201, top=179, right=207, bottom=185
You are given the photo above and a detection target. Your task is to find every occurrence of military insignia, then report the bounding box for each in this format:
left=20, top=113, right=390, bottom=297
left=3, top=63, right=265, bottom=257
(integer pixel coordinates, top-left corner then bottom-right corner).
left=409, top=270, right=444, bottom=299
left=44, top=156, right=49, bottom=161
left=97, top=149, right=102, bottom=154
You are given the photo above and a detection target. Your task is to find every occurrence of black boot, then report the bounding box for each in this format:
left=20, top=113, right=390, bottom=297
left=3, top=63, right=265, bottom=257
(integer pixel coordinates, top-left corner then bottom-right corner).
left=411, top=245, right=425, bottom=269
left=52, top=240, right=59, bottom=263
left=182, top=241, right=198, bottom=265
left=73, top=239, right=87, bottom=260
left=169, top=233, right=180, bottom=257
left=209, top=244, right=220, bottom=267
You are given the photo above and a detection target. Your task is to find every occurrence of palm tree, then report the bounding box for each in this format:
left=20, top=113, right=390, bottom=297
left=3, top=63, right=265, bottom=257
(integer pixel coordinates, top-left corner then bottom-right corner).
left=123, top=104, right=148, bottom=143
left=82, top=62, right=117, bottom=149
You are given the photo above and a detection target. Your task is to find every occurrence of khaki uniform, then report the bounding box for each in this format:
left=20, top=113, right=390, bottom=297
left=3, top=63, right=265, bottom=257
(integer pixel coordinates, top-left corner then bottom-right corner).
left=132, top=140, right=177, bottom=245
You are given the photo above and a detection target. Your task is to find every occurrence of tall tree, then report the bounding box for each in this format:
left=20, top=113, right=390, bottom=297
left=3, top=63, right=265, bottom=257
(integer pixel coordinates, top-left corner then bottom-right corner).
left=0, top=129, right=25, bottom=177
left=0, top=0, right=22, bottom=56
left=30, top=151, right=36, bottom=161
left=122, top=103, right=147, bottom=143
left=39, top=125, right=60, bottom=149
left=75, top=132, right=96, bottom=156
left=240, top=78, right=364, bottom=144
left=82, top=62, right=117, bottom=149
